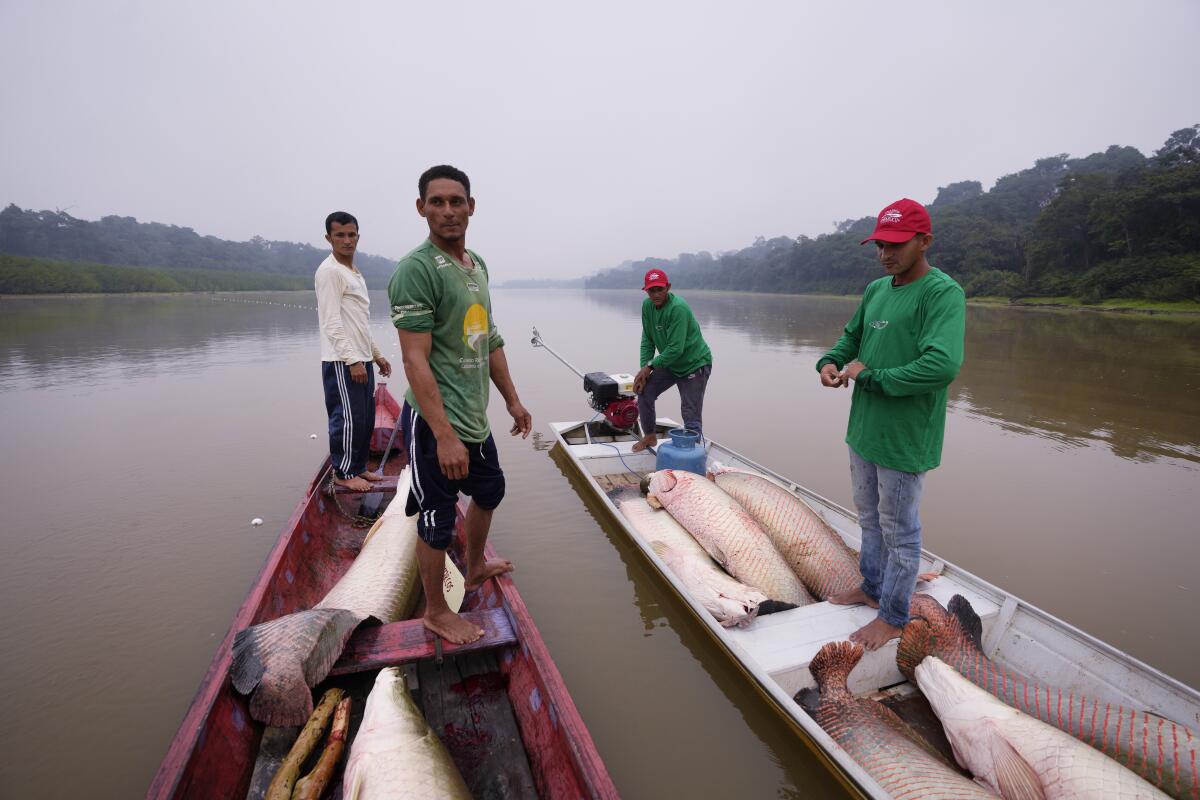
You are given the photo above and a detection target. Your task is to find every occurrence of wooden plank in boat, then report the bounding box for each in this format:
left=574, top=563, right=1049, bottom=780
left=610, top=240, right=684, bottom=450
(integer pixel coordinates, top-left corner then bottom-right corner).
left=418, top=651, right=539, bottom=800
left=329, top=608, right=516, bottom=675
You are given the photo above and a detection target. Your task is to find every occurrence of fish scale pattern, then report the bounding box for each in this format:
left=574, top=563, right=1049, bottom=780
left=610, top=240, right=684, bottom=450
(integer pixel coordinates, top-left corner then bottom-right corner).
left=899, top=594, right=1199, bottom=800
left=806, top=641, right=999, bottom=799
left=916, top=656, right=1173, bottom=799
left=712, top=467, right=861, bottom=600
left=647, top=470, right=813, bottom=605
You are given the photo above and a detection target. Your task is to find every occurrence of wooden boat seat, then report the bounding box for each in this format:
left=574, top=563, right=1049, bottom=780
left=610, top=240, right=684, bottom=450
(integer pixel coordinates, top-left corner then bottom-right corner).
left=330, top=607, right=518, bottom=675
left=725, top=577, right=1001, bottom=697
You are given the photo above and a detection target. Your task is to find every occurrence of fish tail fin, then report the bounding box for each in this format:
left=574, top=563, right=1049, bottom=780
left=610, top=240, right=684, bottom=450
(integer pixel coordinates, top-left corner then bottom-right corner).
left=896, top=616, right=934, bottom=680
left=794, top=687, right=821, bottom=713
left=231, top=608, right=364, bottom=726
left=809, top=640, right=863, bottom=694
left=948, top=594, right=985, bottom=651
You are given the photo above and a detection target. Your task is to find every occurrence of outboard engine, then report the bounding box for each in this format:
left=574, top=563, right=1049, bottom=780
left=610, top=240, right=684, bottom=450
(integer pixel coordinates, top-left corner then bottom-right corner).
left=583, top=371, right=639, bottom=429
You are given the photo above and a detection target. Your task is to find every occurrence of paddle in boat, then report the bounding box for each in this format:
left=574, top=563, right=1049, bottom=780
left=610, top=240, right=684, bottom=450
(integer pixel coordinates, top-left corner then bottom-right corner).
left=148, top=383, right=617, bottom=800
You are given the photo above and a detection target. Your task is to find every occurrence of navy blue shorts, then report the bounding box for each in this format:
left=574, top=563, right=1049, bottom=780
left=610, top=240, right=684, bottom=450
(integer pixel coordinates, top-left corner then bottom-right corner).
left=402, top=401, right=505, bottom=550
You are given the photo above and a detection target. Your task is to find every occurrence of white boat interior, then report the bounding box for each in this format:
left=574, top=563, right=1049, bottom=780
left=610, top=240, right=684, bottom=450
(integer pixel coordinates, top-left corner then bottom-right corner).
left=551, top=418, right=1200, bottom=798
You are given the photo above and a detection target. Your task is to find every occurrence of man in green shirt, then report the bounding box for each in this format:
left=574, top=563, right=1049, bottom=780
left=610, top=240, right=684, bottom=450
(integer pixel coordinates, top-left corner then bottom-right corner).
left=389, top=165, right=532, bottom=645
left=817, top=198, right=965, bottom=651
left=632, top=268, right=714, bottom=452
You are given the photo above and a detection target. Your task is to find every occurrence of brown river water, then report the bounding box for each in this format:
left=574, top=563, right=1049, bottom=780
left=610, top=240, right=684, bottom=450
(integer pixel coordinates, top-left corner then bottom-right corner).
left=1, top=289, right=1197, bottom=798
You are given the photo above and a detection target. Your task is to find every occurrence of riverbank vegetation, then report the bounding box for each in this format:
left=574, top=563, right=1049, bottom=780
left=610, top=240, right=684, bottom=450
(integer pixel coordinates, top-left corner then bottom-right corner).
left=0, top=207, right=396, bottom=292
left=0, top=254, right=310, bottom=294
left=586, top=126, right=1200, bottom=304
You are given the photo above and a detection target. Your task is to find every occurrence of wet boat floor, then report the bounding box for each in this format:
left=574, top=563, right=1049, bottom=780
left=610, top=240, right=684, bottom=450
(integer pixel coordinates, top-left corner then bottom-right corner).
left=598, top=470, right=969, bottom=778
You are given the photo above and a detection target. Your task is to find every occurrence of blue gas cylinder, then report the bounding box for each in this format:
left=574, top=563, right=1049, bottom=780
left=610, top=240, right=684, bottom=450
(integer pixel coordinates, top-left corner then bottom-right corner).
left=655, top=428, right=707, bottom=475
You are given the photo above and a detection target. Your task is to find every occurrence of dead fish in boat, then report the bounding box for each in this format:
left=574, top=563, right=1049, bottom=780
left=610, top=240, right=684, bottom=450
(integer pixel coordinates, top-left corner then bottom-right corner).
left=231, top=468, right=422, bottom=726
left=898, top=594, right=1199, bottom=800
left=343, top=667, right=471, bottom=800
left=646, top=469, right=813, bottom=606
left=797, top=641, right=999, bottom=799
left=710, top=464, right=861, bottom=600
left=617, top=493, right=766, bottom=627
left=916, top=655, right=1171, bottom=799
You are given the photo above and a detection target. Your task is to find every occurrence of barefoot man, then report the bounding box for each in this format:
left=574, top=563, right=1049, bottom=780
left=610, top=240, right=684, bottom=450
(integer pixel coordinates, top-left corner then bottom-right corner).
left=819, top=198, right=965, bottom=650
left=316, top=211, right=392, bottom=493
left=389, top=165, right=531, bottom=644
left=632, top=268, right=713, bottom=451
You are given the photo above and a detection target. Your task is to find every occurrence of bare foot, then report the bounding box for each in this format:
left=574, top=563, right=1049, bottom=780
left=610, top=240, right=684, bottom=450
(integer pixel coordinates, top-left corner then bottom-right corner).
left=333, top=475, right=373, bottom=492
left=359, top=470, right=384, bottom=482
left=465, top=558, right=514, bottom=591
left=848, top=617, right=903, bottom=651
left=423, top=608, right=484, bottom=645
left=631, top=434, right=657, bottom=453
left=828, top=587, right=880, bottom=608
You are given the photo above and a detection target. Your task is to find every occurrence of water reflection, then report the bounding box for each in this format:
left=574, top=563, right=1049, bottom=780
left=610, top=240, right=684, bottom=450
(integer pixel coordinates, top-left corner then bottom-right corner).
left=580, top=290, right=1200, bottom=465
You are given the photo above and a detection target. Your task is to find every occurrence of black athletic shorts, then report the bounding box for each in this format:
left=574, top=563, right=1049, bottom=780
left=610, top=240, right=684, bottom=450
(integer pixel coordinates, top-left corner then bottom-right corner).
left=401, top=400, right=505, bottom=550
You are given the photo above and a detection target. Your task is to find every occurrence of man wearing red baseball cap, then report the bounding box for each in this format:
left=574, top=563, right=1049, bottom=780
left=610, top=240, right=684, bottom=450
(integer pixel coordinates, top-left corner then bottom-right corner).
left=632, top=268, right=713, bottom=451
left=815, top=198, right=966, bottom=651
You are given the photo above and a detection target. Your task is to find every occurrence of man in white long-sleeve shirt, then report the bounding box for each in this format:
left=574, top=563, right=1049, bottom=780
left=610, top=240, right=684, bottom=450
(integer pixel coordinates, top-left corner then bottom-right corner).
left=316, top=211, right=392, bottom=492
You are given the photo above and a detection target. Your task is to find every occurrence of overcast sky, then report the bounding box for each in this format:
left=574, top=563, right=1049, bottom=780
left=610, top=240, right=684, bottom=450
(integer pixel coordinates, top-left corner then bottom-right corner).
left=2, top=1, right=1197, bottom=280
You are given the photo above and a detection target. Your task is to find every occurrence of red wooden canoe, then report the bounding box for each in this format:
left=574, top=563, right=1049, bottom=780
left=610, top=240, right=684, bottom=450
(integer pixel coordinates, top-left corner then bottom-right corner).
left=148, top=384, right=617, bottom=799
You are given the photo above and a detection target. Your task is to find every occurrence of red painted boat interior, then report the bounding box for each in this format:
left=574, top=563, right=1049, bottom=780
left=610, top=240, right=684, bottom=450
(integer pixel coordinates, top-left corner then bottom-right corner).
left=148, top=386, right=616, bottom=799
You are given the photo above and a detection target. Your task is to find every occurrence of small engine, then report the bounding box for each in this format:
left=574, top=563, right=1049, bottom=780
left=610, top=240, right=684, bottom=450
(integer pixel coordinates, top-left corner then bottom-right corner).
left=583, top=371, right=639, bottom=429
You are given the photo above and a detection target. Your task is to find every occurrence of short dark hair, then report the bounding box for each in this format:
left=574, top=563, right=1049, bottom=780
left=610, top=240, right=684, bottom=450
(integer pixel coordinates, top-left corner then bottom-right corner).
left=418, top=165, right=471, bottom=200
left=325, top=211, right=358, bottom=234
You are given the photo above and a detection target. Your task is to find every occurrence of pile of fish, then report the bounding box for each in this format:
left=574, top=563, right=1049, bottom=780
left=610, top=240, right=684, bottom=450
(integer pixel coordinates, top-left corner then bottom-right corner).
left=231, top=467, right=422, bottom=726
left=620, top=466, right=863, bottom=627
left=898, top=593, right=1198, bottom=800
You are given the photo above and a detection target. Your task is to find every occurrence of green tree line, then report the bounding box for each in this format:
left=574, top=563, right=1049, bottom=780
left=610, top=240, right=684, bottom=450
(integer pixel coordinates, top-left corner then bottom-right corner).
left=0, top=207, right=397, bottom=288
left=586, top=125, right=1200, bottom=303
left=0, top=254, right=311, bottom=294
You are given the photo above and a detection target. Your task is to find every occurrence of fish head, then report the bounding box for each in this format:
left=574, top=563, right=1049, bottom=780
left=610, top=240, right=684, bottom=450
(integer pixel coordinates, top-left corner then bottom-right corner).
left=645, top=470, right=679, bottom=508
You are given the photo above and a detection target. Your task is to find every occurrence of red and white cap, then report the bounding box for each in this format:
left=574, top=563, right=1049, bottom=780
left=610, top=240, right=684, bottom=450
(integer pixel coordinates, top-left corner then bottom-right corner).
left=860, top=198, right=932, bottom=244
left=642, top=268, right=669, bottom=290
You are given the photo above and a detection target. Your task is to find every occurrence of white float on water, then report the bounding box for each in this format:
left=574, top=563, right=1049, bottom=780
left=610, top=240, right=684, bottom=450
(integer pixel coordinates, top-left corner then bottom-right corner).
left=251, top=518, right=263, bottom=527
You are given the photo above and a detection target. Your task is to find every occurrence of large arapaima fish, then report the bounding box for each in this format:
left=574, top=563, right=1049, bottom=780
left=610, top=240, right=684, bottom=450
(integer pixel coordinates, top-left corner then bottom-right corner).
left=898, top=593, right=1199, bottom=800
left=797, top=641, right=999, bottom=799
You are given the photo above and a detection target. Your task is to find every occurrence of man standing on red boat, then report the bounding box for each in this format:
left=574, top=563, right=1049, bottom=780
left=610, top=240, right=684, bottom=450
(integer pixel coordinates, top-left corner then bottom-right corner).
left=632, top=268, right=713, bottom=452
left=389, top=165, right=532, bottom=645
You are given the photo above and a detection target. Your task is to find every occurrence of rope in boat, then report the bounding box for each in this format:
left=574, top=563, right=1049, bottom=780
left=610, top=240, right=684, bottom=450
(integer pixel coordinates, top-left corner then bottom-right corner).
left=322, top=467, right=379, bottom=528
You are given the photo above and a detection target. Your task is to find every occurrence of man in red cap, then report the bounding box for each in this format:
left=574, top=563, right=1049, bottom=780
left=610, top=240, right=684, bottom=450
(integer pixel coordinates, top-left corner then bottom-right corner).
left=816, top=198, right=966, bottom=651
left=632, top=268, right=713, bottom=451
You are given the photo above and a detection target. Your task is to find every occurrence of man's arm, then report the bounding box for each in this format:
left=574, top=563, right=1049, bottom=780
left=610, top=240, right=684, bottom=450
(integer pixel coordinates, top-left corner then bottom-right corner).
left=488, top=346, right=531, bottom=438
left=397, top=328, right=469, bottom=480
left=854, top=285, right=966, bottom=395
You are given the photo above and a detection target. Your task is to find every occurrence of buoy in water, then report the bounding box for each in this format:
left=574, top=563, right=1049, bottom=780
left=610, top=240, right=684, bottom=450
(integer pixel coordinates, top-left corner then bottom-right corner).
left=309, top=433, right=318, bottom=439
left=251, top=518, right=264, bottom=527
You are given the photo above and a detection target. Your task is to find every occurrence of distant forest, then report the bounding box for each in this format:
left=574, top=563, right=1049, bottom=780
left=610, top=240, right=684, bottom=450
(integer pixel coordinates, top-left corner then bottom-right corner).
left=586, top=125, right=1200, bottom=303
left=0, top=206, right=397, bottom=294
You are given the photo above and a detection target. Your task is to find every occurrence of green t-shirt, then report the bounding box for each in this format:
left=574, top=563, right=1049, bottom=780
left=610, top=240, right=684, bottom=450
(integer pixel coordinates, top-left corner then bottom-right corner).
left=817, top=267, right=965, bottom=473
left=640, top=293, right=713, bottom=377
left=388, top=240, right=505, bottom=443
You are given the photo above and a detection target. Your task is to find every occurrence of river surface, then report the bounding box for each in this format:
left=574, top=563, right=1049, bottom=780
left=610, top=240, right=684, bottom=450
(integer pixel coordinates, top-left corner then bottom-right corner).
left=1, top=289, right=1197, bottom=799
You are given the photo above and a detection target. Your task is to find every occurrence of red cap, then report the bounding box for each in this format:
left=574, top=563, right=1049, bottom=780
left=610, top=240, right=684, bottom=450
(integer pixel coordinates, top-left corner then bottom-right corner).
left=860, top=198, right=932, bottom=245
left=642, top=268, right=669, bottom=290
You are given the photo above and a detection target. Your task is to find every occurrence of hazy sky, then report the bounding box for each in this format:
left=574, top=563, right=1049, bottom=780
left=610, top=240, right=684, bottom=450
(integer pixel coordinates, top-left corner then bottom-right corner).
left=2, top=1, right=1197, bottom=280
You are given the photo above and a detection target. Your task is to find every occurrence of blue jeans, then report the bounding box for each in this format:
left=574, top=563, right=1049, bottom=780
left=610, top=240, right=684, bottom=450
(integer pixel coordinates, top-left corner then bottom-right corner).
left=848, top=446, right=925, bottom=628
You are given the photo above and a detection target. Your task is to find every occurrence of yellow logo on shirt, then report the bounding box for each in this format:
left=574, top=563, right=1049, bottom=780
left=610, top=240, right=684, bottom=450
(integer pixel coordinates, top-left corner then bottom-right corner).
left=463, top=303, right=488, bottom=348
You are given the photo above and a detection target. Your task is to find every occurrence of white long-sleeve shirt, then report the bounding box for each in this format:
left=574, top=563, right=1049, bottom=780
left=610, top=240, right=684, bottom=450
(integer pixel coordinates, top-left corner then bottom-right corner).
left=314, top=255, right=382, bottom=363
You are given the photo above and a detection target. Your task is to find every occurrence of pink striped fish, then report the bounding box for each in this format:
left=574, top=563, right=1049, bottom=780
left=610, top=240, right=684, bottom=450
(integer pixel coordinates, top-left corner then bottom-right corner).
left=898, top=594, right=1199, bottom=800
left=646, top=469, right=812, bottom=606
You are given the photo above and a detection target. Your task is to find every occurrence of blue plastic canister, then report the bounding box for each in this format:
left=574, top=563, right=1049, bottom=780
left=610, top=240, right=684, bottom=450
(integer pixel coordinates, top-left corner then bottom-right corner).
left=654, top=428, right=707, bottom=475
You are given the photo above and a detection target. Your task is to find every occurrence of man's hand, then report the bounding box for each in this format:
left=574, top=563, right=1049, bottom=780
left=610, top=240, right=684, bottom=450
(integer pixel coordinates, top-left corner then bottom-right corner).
left=436, top=434, right=470, bottom=480
left=507, top=400, right=532, bottom=439
left=349, top=362, right=368, bottom=384
left=840, top=360, right=867, bottom=383
left=819, top=363, right=845, bottom=388
left=634, top=365, right=653, bottom=394
left=375, top=355, right=392, bottom=378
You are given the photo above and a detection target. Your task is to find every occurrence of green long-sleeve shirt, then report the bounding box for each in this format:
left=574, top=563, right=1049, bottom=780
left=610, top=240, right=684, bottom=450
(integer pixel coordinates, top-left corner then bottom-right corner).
left=640, top=293, right=712, bottom=377
left=817, top=268, right=965, bottom=473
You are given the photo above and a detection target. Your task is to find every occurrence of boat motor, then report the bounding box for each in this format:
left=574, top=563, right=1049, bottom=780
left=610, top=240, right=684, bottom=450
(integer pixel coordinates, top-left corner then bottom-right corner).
left=531, top=327, right=640, bottom=430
